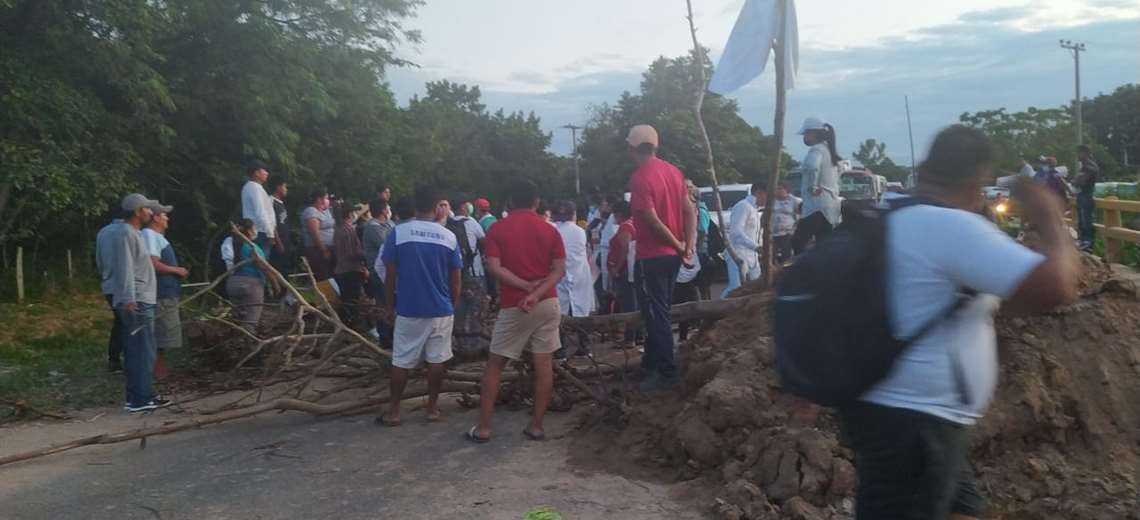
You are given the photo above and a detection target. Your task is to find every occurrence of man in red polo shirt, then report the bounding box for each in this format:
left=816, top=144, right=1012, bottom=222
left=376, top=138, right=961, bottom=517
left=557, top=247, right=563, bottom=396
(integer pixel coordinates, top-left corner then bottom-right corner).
left=467, top=180, right=567, bottom=443
left=626, top=124, right=697, bottom=392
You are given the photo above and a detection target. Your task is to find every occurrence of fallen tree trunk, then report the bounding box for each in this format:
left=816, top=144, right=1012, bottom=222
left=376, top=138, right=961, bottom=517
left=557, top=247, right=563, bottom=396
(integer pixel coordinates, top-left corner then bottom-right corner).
left=0, top=382, right=480, bottom=467
left=562, top=296, right=762, bottom=329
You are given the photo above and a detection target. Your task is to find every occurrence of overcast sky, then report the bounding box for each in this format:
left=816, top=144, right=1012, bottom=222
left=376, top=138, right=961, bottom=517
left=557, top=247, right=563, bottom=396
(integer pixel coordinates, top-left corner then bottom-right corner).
left=385, top=0, right=1139, bottom=166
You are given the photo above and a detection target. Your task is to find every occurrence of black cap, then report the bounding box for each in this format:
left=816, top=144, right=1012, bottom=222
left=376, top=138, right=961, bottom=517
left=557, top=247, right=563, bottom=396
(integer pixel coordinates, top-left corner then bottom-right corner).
left=246, top=159, right=269, bottom=175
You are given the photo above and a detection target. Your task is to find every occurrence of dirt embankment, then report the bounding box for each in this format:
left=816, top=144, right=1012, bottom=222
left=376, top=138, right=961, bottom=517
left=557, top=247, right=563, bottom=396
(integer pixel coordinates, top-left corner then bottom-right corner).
left=576, top=255, right=1140, bottom=520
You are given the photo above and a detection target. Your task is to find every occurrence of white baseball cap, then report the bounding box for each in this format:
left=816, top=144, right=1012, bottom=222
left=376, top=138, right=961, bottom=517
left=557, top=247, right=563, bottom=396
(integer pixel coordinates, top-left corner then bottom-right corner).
left=797, top=117, right=827, bottom=135
left=626, top=124, right=659, bottom=148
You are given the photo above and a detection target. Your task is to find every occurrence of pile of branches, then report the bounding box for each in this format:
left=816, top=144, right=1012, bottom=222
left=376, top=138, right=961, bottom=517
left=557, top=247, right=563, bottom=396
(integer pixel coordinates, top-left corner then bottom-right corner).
left=0, top=226, right=754, bottom=467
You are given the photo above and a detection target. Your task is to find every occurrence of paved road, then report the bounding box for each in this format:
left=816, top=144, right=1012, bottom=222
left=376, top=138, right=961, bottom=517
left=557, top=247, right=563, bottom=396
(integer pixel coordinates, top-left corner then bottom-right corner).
left=0, top=402, right=705, bottom=520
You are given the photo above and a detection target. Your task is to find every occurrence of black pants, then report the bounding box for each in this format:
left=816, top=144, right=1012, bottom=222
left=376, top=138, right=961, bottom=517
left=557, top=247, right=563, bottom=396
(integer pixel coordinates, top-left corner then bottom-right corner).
left=672, top=281, right=701, bottom=341
left=635, top=255, right=681, bottom=379
left=1077, top=193, right=1095, bottom=245
left=333, top=271, right=365, bottom=325
left=614, top=274, right=641, bottom=342
left=775, top=234, right=793, bottom=264
left=105, top=294, right=125, bottom=366
left=839, top=402, right=985, bottom=519
left=791, top=212, right=834, bottom=255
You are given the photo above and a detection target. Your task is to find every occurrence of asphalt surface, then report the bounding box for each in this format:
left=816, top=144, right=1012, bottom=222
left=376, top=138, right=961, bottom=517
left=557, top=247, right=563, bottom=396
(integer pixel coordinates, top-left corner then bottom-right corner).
left=0, top=402, right=704, bottom=520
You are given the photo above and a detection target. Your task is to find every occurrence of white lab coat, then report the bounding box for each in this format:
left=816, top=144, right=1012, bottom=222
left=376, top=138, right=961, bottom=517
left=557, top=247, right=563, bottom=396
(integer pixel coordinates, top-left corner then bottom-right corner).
left=723, top=195, right=763, bottom=297
left=800, top=143, right=842, bottom=226
left=555, top=221, right=595, bottom=317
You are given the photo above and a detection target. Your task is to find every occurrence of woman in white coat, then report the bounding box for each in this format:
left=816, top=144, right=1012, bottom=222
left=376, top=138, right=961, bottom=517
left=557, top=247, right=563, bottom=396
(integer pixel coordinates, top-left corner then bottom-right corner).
left=553, top=200, right=595, bottom=356
left=792, top=117, right=843, bottom=255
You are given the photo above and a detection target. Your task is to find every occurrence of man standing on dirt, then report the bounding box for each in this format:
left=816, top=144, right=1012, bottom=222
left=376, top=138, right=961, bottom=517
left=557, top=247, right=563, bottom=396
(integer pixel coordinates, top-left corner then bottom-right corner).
left=267, top=178, right=292, bottom=275
left=141, top=207, right=189, bottom=380
left=96, top=193, right=171, bottom=412
left=467, top=180, right=566, bottom=443
left=723, top=183, right=764, bottom=297
left=625, top=124, right=696, bottom=393
left=1072, top=144, right=1100, bottom=253
left=241, top=160, right=277, bottom=252
left=378, top=186, right=463, bottom=426
left=845, top=125, right=1079, bottom=519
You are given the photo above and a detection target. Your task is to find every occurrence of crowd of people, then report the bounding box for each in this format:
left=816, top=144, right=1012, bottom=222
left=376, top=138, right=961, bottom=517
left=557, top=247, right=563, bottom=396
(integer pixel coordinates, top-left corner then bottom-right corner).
left=94, top=118, right=1092, bottom=519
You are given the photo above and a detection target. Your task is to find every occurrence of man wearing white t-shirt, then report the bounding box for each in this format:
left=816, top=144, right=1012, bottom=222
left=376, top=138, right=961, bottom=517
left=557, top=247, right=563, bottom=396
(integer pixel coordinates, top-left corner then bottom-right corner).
left=843, top=125, right=1079, bottom=520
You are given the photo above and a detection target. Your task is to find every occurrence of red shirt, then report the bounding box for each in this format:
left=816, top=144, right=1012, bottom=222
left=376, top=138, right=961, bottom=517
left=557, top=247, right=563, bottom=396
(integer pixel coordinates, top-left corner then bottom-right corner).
left=628, top=157, right=687, bottom=259
left=607, top=220, right=636, bottom=276
left=484, top=208, right=566, bottom=309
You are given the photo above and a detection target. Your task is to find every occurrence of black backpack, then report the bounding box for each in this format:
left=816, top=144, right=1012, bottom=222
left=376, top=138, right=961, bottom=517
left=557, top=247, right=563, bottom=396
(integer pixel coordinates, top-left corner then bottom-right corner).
left=773, top=199, right=971, bottom=407
left=446, top=217, right=477, bottom=273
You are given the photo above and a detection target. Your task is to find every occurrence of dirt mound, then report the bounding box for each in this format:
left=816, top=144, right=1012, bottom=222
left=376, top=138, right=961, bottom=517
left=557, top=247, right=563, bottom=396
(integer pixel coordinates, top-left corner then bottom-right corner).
left=589, top=255, right=1140, bottom=519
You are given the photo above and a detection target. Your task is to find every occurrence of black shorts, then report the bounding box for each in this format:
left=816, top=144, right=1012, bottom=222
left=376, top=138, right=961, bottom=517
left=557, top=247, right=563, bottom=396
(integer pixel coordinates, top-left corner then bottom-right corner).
left=839, top=401, right=986, bottom=519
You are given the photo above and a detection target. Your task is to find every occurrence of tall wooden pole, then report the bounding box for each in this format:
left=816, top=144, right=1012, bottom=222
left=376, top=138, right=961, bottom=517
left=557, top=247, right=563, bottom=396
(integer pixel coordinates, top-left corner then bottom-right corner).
left=760, top=0, right=788, bottom=287
left=685, top=0, right=742, bottom=272
left=15, top=246, right=24, bottom=303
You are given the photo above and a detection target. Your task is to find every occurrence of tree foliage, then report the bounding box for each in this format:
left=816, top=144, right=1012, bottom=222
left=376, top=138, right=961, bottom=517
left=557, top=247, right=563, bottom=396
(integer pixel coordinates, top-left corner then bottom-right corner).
left=959, top=84, right=1138, bottom=180
left=577, top=50, right=796, bottom=196
left=0, top=0, right=569, bottom=276
left=851, top=139, right=909, bottom=182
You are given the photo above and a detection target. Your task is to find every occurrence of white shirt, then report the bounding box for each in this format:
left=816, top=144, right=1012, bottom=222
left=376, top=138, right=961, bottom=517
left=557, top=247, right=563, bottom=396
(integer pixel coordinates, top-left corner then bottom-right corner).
left=220, top=236, right=235, bottom=270
left=241, top=181, right=276, bottom=238
left=861, top=205, right=1044, bottom=425
left=596, top=215, right=618, bottom=291
left=555, top=221, right=595, bottom=317
left=800, top=143, right=842, bottom=226
left=459, top=217, right=486, bottom=277
left=771, top=196, right=800, bottom=237
left=728, top=194, right=762, bottom=266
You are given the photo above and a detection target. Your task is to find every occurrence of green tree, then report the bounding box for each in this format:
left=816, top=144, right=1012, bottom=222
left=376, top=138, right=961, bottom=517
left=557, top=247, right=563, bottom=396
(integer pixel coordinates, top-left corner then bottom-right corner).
left=578, top=50, right=795, bottom=201
left=851, top=139, right=910, bottom=181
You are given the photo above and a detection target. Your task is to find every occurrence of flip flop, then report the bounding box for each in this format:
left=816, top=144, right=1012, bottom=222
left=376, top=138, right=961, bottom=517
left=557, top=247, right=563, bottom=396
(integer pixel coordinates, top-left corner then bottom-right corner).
left=465, top=426, right=490, bottom=444
left=426, top=409, right=443, bottom=423
left=522, top=428, right=546, bottom=442
left=375, top=413, right=401, bottom=427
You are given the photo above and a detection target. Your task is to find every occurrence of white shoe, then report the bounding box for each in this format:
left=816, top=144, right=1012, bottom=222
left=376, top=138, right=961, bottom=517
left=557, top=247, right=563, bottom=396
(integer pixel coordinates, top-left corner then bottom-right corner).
left=367, top=328, right=380, bottom=340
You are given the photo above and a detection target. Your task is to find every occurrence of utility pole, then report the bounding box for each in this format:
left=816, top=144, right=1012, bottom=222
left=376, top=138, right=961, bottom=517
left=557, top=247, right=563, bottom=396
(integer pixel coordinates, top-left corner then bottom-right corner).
left=1059, top=40, right=1086, bottom=145
left=562, top=124, right=582, bottom=194
left=905, top=95, right=917, bottom=187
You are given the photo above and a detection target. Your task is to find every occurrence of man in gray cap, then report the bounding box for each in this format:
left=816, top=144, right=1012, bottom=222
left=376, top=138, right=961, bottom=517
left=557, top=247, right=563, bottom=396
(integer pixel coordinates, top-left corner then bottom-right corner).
left=95, top=193, right=170, bottom=412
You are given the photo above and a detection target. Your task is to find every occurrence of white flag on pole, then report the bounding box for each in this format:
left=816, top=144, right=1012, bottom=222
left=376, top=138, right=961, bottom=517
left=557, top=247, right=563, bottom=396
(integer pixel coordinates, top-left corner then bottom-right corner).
left=708, top=0, right=798, bottom=95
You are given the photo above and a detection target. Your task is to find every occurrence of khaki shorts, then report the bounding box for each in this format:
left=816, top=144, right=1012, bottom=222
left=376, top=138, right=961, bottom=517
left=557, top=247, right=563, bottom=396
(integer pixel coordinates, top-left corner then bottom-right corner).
left=488, top=298, right=562, bottom=360
left=154, top=298, right=183, bottom=350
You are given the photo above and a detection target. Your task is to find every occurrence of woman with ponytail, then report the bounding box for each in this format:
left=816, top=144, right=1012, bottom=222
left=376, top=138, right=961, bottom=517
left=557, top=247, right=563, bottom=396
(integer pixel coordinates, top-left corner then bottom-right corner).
left=791, top=117, right=843, bottom=254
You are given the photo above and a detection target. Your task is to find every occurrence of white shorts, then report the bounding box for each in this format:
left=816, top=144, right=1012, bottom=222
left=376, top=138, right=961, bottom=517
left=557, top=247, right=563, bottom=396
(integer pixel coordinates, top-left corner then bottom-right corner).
left=392, top=315, right=455, bottom=369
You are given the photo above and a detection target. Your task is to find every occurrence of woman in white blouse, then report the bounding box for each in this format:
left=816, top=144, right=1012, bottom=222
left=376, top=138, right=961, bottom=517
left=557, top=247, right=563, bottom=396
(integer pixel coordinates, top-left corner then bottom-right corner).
left=792, top=117, right=842, bottom=255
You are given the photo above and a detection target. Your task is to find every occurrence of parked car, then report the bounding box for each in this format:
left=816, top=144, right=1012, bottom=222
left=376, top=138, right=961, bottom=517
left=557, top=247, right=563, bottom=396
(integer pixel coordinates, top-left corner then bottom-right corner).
left=698, top=183, right=754, bottom=230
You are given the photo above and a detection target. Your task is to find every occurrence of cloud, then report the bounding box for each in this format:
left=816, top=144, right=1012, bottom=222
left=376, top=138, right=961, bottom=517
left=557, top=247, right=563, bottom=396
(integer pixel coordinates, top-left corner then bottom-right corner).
left=387, top=11, right=1138, bottom=165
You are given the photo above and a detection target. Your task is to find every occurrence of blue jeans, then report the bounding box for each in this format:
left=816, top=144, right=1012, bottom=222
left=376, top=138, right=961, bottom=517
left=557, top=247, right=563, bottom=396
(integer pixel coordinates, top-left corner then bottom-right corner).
left=635, top=255, right=682, bottom=379
left=116, top=303, right=157, bottom=406
left=1077, top=193, right=1095, bottom=244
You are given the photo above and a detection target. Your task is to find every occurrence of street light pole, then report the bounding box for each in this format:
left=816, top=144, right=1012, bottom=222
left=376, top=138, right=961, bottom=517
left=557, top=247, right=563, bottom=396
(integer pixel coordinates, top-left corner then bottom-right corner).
left=1059, top=39, right=1086, bottom=145
left=562, top=124, right=583, bottom=194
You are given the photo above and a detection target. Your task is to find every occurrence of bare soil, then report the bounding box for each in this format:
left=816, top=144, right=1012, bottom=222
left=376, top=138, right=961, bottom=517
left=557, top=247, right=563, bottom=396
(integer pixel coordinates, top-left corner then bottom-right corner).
left=571, top=255, right=1140, bottom=519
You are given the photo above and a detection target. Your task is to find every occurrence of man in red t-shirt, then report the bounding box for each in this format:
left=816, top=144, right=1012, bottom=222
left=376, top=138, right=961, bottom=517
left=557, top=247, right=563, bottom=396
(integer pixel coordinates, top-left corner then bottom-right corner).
left=467, top=180, right=567, bottom=443
left=626, top=124, right=697, bottom=392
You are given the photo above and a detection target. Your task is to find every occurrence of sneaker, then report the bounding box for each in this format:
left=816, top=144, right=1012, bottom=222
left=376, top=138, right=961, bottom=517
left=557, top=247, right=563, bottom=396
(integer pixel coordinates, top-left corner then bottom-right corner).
left=124, top=397, right=171, bottom=413
left=108, top=360, right=123, bottom=373
left=367, top=328, right=381, bottom=340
